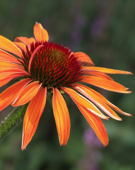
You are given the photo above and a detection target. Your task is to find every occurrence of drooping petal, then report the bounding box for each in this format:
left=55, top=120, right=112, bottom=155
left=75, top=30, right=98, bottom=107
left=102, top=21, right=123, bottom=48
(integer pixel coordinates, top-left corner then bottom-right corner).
left=34, top=22, right=49, bottom=42
left=15, top=36, right=35, bottom=45
left=13, top=81, right=41, bottom=106
left=21, top=87, right=47, bottom=150
left=86, top=66, right=132, bottom=75
left=107, top=102, right=132, bottom=116
left=0, top=49, right=20, bottom=63
left=0, top=78, right=31, bottom=111
left=62, top=87, right=108, bottom=119
left=81, top=76, right=131, bottom=93
left=74, top=83, right=122, bottom=120
left=81, top=86, right=132, bottom=116
left=52, top=88, right=70, bottom=145
left=74, top=52, right=94, bottom=66
left=0, top=36, right=22, bottom=57
left=77, top=105, right=109, bottom=146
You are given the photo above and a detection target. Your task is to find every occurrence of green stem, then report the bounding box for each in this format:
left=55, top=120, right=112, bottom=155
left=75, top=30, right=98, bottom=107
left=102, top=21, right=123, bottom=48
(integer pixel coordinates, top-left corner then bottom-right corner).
left=0, top=106, right=26, bottom=139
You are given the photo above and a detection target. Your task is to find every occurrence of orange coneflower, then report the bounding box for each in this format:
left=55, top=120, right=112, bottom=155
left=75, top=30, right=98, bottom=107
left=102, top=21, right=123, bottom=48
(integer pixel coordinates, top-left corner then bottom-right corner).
left=0, top=22, right=132, bottom=150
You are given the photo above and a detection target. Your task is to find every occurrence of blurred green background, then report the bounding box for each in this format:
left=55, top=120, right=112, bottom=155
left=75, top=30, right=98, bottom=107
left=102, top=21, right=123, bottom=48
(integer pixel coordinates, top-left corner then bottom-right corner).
left=0, top=0, right=135, bottom=170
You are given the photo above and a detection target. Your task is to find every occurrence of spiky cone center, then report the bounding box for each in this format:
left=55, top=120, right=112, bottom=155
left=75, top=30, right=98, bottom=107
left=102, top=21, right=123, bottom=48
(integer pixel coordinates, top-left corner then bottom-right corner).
left=22, top=42, right=82, bottom=87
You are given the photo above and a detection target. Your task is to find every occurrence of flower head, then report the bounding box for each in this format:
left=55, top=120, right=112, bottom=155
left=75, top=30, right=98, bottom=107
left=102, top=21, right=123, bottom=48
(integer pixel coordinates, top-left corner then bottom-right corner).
left=0, top=23, right=132, bottom=150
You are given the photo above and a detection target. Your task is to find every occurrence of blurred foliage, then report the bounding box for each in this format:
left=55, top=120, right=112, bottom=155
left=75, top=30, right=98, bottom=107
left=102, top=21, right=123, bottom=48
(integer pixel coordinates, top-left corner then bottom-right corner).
left=0, top=0, right=135, bottom=170
left=0, top=106, right=26, bottom=139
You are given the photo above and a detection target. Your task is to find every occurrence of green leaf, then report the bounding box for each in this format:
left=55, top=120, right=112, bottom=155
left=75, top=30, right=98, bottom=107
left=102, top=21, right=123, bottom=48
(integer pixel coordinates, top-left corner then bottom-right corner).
left=0, top=106, right=27, bottom=139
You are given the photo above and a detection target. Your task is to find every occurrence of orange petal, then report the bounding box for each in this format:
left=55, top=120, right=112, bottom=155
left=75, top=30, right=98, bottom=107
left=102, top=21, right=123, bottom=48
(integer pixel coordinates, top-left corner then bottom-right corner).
left=81, top=76, right=131, bottom=93
left=0, top=77, right=15, bottom=87
left=87, top=66, right=132, bottom=75
left=52, top=88, right=70, bottom=145
left=0, top=61, right=23, bottom=71
left=0, top=61, right=20, bottom=67
left=0, top=67, right=24, bottom=72
left=0, top=76, right=21, bottom=88
left=34, top=22, right=49, bottom=42
left=77, top=105, right=109, bottom=146
left=0, top=78, right=31, bottom=111
left=0, top=36, right=22, bottom=57
left=62, top=87, right=108, bottom=119
left=21, top=87, right=47, bottom=150
left=15, top=36, right=35, bottom=45
left=0, top=70, right=29, bottom=88
left=0, top=49, right=20, bottom=63
left=82, top=70, right=113, bottom=80
left=81, top=86, right=132, bottom=117
left=0, top=71, right=23, bottom=80
left=14, top=42, right=26, bottom=52
left=0, top=69, right=29, bottom=87
left=107, top=102, right=132, bottom=116
left=0, top=67, right=25, bottom=75
left=13, top=81, right=41, bottom=106
left=0, top=68, right=28, bottom=75
left=74, top=84, right=122, bottom=121
left=74, top=52, right=94, bottom=66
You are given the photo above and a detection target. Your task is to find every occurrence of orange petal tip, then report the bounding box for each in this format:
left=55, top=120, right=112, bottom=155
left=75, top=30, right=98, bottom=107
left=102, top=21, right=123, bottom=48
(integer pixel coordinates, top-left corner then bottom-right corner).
left=102, top=115, right=110, bottom=120
left=21, top=145, right=26, bottom=151
left=116, top=117, right=122, bottom=121
left=124, top=113, right=132, bottom=117
left=102, top=140, right=109, bottom=147
left=122, top=71, right=133, bottom=75
left=128, top=72, right=133, bottom=75
left=21, top=137, right=27, bottom=150
left=34, top=22, right=49, bottom=42
left=125, top=90, right=132, bottom=94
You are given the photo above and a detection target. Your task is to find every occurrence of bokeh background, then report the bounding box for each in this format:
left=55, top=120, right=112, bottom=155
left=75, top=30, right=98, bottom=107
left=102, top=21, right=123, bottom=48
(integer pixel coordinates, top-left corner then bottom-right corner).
left=0, top=0, right=135, bottom=169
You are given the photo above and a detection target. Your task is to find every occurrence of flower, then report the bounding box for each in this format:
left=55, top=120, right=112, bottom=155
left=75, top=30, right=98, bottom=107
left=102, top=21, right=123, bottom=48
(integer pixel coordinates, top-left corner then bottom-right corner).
left=0, top=22, right=132, bottom=150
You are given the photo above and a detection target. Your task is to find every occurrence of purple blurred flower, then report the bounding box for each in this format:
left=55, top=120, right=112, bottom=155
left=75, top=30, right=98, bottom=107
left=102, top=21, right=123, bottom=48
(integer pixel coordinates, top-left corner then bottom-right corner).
left=84, top=128, right=102, bottom=148
left=91, top=17, right=106, bottom=39
left=78, top=129, right=103, bottom=170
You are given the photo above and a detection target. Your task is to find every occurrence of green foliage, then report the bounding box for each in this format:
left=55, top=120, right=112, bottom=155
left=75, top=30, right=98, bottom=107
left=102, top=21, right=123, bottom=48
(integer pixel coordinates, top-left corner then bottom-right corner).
left=0, top=106, right=26, bottom=139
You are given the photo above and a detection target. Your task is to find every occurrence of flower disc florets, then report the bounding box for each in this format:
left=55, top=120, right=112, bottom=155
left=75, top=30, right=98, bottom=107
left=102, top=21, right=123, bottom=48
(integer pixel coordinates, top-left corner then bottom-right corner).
left=22, top=42, right=82, bottom=87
